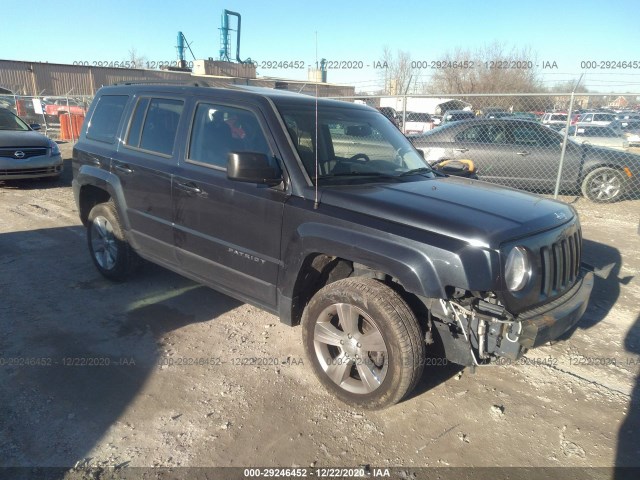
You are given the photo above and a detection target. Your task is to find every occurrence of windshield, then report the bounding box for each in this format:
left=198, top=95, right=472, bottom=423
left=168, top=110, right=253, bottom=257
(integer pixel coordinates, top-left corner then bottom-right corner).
left=0, top=109, right=30, bottom=131
left=277, top=104, right=432, bottom=185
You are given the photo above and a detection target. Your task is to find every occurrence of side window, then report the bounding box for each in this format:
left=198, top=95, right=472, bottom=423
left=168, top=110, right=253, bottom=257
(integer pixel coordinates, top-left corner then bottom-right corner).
left=138, top=98, right=183, bottom=155
left=188, top=103, right=273, bottom=169
left=512, top=125, right=558, bottom=147
left=455, top=125, right=506, bottom=143
left=582, top=114, right=592, bottom=123
left=86, top=95, right=128, bottom=143
left=126, top=97, right=150, bottom=147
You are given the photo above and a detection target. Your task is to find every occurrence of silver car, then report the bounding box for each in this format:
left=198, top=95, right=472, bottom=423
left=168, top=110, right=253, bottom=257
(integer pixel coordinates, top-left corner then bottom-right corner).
left=0, top=108, right=62, bottom=180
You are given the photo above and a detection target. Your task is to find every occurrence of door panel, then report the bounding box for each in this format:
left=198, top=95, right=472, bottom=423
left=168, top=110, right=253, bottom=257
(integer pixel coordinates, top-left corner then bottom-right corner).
left=172, top=101, right=287, bottom=307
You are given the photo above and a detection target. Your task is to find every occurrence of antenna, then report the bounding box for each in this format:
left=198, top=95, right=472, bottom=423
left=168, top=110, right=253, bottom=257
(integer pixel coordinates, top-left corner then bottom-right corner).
left=314, top=31, right=319, bottom=209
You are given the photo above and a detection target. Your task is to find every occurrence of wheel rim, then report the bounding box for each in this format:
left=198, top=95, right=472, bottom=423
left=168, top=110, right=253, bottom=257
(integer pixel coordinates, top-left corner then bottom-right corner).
left=589, top=171, right=621, bottom=201
left=313, top=303, right=388, bottom=394
left=90, top=215, right=118, bottom=270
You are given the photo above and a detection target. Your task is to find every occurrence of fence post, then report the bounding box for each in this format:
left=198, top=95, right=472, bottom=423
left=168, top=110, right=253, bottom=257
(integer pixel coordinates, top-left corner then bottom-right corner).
left=554, top=75, right=583, bottom=199
left=401, top=95, right=407, bottom=134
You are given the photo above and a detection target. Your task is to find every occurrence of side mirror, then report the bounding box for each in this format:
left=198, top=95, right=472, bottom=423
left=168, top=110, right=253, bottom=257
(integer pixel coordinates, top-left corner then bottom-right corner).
left=29, top=123, right=41, bottom=131
left=227, top=152, right=282, bottom=186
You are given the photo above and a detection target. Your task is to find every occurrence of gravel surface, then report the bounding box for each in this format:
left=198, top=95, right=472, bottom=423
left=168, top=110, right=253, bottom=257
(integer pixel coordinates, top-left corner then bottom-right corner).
left=1, top=143, right=638, bottom=470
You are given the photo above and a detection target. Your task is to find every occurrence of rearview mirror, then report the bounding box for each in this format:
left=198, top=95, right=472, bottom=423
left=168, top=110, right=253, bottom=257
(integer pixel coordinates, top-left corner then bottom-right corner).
left=227, top=152, right=282, bottom=186
left=345, top=125, right=372, bottom=137
left=29, top=123, right=41, bottom=131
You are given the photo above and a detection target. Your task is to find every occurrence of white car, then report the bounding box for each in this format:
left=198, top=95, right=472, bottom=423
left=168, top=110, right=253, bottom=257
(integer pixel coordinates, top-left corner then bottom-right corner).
left=560, top=125, right=628, bottom=150
left=403, top=112, right=434, bottom=135
left=577, top=112, right=616, bottom=126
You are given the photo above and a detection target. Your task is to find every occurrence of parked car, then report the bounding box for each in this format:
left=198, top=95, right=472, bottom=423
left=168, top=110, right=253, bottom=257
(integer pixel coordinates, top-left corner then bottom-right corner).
left=577, top=112, right=616, bottom=126
left=377, top=107, right=400, bottom=128
left=610, top=120, right=640, bottom=146
left=559, top=125, right=629, bottom=150
left=541, top=112, right=568, bottom=126
left=403, top=111, right=433, bottom=135
left=441, top=109, right=475, bottom=124
left=0, top=107, right=62, bottom=180
left=73, top=84, right=595, bottom=409
left=44, top=98, right=87, bottom=123
left=409, top=118, right=640, bottom=202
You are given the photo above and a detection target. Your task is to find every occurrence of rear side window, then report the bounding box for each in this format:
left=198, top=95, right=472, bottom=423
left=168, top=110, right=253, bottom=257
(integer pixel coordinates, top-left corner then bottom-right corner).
left=126, top=98, right=183, bottom=156
left=86, top=95, right=128, bottom=143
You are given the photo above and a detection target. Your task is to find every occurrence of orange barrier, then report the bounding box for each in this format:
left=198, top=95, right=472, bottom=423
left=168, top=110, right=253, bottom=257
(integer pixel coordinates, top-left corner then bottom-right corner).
left=59, top=113, right=85, bottom=141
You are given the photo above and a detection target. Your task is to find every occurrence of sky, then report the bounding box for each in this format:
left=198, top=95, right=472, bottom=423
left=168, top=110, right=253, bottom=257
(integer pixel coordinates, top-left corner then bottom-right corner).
left=2, top=0, right=640, bottom=93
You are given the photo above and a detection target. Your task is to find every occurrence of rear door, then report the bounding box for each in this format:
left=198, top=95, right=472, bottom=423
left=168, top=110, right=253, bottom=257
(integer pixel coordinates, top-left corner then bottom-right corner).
left=503, top=122, right=582, bottom=191
left=113, top=95, right=184, bottom=262
left=172, top=99, right=288, bottom=308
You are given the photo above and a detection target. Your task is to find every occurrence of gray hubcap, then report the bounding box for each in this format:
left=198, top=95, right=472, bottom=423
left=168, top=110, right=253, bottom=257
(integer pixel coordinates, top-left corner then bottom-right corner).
left=90, top=216, right=118, bottom=270
left=313, top=303, right=388, bottom=394
left=589, top=171, right=621, bottom=200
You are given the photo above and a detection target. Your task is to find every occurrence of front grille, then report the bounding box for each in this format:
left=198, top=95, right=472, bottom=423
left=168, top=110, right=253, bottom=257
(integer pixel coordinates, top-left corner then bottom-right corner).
left=540, top=229, right=581, bottom=298
left=0, top=148, right=48, bottom=159
left=0, top=166, right=60, bottom=176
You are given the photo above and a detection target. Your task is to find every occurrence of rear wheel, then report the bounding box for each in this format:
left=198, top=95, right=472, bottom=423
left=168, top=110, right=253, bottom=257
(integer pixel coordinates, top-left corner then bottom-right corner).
left=581, top=167, right=625, bottom=203
left=87, top=201, right=138, bottom=281
left=302, top=278, right=425, bottom=409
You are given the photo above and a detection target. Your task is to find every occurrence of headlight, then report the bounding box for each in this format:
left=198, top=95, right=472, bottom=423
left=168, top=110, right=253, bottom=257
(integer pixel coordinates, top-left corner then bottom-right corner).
left=48, top=139, right=60, bottom=156
left=505, top=246, right=531, bottom=292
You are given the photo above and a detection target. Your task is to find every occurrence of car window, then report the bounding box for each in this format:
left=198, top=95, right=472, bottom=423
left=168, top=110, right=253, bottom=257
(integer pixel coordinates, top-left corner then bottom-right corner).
left=137, top=98, right=183, bottom=155
left=86, top=95, right=128, bottom=143
left=582, top=114, right=592, bottom=122
left=188, top=103, right=274, bottom=169
left=455, top=124, right=507, bottom=144
left=511, top=124, right=559, bottom=147
left=126, top=97, right=150, bottom=147
left=0, top=109, right=29, bottom=131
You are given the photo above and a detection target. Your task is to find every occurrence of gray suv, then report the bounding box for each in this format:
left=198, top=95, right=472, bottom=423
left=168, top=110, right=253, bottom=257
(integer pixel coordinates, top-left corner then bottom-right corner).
left=73, top=84, right=594, bottom=409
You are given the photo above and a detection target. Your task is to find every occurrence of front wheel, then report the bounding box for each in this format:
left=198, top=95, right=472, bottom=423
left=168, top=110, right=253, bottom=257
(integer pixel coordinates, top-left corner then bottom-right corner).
left=581, top=167, right=625, bottom=203
left=87, top=201, right=138, bottom=281
left=302, top=278, right=425, bottom=409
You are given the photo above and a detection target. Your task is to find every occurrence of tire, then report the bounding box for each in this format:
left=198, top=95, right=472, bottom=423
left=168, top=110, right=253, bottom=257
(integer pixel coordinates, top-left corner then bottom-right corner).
left=87, top=201, right=138, bottom=281
left=302, top=278, right=425, bottom=409
left=581, top=167, right=625, bottom=203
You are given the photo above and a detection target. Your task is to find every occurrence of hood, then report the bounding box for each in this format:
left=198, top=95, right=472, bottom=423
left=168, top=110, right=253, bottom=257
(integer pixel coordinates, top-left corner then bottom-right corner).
left=584, top=144, right=640, bottom=173
left=0, top=130, right=50, bottom=148
left=320, top=176, right=575, bottom=248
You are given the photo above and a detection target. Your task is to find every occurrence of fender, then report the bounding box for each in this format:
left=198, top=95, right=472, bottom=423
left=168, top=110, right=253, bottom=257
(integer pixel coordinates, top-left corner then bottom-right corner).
left=73, top=165, right=131, bottom=231
left=279, top=222, right=499, bottom=303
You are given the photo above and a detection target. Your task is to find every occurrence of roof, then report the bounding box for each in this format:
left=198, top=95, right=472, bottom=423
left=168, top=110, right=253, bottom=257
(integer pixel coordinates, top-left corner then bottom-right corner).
left=96, top=82, right=374, bottom=111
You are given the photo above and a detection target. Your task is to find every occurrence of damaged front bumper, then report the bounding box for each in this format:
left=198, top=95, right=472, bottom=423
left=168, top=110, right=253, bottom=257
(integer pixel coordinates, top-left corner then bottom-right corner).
left=430, top=270, right=595, bottom=366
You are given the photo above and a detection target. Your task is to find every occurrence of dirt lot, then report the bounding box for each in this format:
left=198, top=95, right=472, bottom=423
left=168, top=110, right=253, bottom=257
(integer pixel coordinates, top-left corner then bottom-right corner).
left=1, top=143, right=639, bottom=474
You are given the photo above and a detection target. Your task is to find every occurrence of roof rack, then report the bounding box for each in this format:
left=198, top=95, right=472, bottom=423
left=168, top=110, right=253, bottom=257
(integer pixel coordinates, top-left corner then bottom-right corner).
left=111, top=80, right=211, bottom=88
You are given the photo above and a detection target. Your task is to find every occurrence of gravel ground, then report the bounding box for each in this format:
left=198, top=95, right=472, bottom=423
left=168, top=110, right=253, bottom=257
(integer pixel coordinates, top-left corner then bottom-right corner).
left=0, top=143, right=639, bottom=472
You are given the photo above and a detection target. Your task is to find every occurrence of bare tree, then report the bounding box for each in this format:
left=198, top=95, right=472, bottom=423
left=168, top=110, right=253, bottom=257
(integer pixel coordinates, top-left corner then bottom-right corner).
left=128, top=48, right=148, bottom=69
left=379, top=47, right=416, bottom=95
left=425, top=43, right=542, bottom=94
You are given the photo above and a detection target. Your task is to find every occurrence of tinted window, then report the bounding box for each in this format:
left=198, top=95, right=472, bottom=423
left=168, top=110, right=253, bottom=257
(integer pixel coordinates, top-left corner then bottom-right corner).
left=138, top=98, right=183, bottom=155
left=188, top=103, right=273, bottom=169
left=455, top=124, right=507, bottom=143
left=126, top=97, right=150, bottom=147
left=86, top=95, right=128, bottom=143
left=512, top=124, right=559, bottom=146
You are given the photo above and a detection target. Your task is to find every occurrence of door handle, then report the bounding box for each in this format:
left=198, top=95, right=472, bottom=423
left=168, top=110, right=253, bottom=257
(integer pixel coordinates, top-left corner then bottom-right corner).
left=176, top=182, right=203, bottom=195
left=114, top=164, right=133, bottom=173
left=453, top=148, right=469, bottom=153
left=516, top=151, right=530, bottom=156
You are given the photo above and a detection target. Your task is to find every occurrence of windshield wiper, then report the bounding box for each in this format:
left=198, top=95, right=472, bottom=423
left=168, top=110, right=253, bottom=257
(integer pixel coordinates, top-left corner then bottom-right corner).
left=398, top=167, right=434, bottom=177
left=318, top=171, right=394, bottom=178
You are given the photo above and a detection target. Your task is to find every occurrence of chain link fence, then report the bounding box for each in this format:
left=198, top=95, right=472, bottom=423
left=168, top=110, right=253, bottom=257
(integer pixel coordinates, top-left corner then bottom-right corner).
left=335, top=93, right=640, bottom=203
left=0, top=93, right=94, bottom=142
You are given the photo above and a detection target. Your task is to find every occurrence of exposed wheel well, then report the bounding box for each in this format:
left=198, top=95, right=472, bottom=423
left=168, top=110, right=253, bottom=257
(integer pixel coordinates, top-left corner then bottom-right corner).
left=289, top=253, right=425, bottom=327
left=79, top=185, right=111, bottom=226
